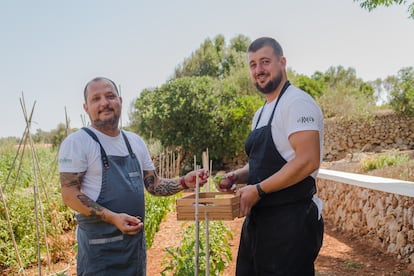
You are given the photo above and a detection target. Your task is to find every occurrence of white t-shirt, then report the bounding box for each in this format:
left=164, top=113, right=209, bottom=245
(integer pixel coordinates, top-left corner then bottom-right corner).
left=58, top=127, right=155, bottom=201
left=252, top=84, right=324, bottom=179
left=252, top=84, right=324, bottom=218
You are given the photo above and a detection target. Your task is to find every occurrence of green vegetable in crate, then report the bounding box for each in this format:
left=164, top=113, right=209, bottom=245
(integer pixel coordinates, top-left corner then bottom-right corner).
left=213, top=174, right=235, bottom=190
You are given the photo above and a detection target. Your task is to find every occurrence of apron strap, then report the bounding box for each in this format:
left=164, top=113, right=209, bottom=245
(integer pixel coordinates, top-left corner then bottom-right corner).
left=81, top=127, right=110, bottom=169
left=254, top=80, right=291, bottom=129
left=121, top=131, right=136, bottom=158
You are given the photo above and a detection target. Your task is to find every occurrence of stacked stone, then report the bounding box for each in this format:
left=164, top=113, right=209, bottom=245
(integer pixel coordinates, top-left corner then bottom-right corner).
left=317, top=179, right=414, bottom=264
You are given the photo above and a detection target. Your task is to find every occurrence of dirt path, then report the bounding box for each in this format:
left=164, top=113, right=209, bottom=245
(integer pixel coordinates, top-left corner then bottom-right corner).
left=14, top=210, right=413, bottom=275
left=147, top=211, right=413, bottom=275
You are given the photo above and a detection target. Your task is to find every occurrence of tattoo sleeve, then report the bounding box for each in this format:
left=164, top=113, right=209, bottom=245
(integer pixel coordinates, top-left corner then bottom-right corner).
left=60, top=172, right=107, bottom=220
left=60, top=172, right=85, bottom=188
left=143, top=170, right=182, bottom=196
left=77, top=194, right=106, bottom=220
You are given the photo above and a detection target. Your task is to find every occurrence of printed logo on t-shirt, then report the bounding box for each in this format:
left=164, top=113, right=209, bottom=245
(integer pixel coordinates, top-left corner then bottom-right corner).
left=297, top=116, right=315, bottom=124
left=59, top=157, right=72, bottom=164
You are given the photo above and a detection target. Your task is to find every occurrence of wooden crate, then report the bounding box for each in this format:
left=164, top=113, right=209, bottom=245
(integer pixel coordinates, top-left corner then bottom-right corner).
left=176, top=192, right=240, bottom=220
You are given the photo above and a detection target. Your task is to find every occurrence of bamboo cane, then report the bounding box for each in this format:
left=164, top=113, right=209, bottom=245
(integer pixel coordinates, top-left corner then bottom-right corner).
left=194, top=155, right=200, bottom=276
left=202, top=150, right=210, bottom=276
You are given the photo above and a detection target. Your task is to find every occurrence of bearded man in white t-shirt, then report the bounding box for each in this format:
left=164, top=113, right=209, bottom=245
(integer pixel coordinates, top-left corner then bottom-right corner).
left=58, top=77, right=208, bottom=275
left=216, top=37, right=324, bottom=275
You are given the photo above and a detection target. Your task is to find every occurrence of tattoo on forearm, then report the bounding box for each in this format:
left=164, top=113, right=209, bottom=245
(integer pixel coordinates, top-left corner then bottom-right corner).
left=60, top=172, right=85, bottom=188
left=144, top=174, right=156, bottom=192
left=77, top=194, right=105, bottom=220
left=143, top=171, right=181, bottom=196
left=156, top=178, right=181, bottom=195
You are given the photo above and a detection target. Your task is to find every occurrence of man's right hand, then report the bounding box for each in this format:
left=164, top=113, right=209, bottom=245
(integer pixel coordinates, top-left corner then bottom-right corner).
left=111, top=213, right=144, bottom=235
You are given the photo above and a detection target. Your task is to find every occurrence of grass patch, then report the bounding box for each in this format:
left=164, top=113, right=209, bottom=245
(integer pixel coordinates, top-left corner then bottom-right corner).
left=346, top=260, right=364, bottom=269
left=360, top=152, right=410, bottom=172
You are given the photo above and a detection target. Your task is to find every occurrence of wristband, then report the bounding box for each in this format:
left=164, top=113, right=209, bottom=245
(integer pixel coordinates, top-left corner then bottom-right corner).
left=180, top=176, right=189, bottom=189
left=256, top=183, right=266, bottom=198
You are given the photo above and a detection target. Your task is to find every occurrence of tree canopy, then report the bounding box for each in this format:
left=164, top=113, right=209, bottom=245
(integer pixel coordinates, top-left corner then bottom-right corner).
left=130, top=76, right=262, bottom=167
left=354, top=0, right=414, bottom=19
left=386, top=67, right=414, bottom=115
left=173, top=34, right=251, bottom=79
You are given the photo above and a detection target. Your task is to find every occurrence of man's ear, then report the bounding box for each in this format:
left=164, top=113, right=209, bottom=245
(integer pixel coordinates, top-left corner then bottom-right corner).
left=280, top=56, right=287, bottom=67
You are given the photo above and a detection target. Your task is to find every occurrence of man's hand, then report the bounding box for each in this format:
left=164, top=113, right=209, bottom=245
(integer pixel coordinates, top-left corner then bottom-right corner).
left=214, top=172, right=238, bottom=192
left=182, top=169, right=209, bottom=188
left=237, top=184, right=260, bottom=217
left=111, top=213, right=144, bottom=235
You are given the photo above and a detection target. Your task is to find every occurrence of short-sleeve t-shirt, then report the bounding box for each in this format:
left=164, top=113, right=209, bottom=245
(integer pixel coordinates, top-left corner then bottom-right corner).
left=252, top=84, right=324, bottom=179
left=58, top=126, right=155, bottom=201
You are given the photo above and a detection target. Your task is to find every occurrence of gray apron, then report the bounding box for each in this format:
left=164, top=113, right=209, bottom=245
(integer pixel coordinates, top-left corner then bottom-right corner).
left=76, top=128, right=146, bottom=276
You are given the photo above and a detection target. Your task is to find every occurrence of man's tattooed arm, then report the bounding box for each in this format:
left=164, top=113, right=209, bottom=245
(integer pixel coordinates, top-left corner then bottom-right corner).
left=143, top=170, right=182, bottom=196
left=60, top=172, right=108, bottom=221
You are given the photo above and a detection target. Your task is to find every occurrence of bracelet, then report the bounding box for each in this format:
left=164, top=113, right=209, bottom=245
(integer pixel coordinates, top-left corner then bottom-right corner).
left=256, top=183, right=266, bottom=198
left=180, top=176, right=189, bottom=189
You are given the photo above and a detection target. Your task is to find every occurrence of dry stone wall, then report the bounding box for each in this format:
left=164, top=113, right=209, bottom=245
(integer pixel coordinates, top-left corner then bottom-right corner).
left=324, top=111, right=414, bottom=161
left=224, top=111, right=414, bottom=167
left=317, top=175, right=414, bottom=264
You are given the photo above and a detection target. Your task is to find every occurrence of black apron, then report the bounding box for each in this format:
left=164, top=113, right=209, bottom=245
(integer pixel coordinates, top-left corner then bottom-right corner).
left=76, top=128, right=146, bottom=276
left=236, top=81, right=324, bottom=275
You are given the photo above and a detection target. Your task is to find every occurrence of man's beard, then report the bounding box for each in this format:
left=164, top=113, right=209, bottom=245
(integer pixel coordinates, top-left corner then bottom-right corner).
left=93, top=109, right=120, bottom=130
left=94, top=116, right=119, bottom=129
left=255, top=71, right=283, bottom=94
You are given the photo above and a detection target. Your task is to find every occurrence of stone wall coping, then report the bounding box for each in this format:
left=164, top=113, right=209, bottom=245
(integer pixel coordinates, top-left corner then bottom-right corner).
left=317, top=169, right=414, bottom=197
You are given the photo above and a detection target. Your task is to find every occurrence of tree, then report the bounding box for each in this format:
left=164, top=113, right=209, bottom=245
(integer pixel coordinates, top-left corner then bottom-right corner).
left=287, top=69, right=325, bottom=98
left=50, top=123, right=70, bottom=148
left=174, top=35, right=226, bottom=78
left=130, top=76, right=262, bottom=167
left=313, top=66, right=377, bottom=118
left=32, top=128, right=52, bottom=144
left=387, top=67, right=414, bottom=115
left=313, top=66, right=375, bottom=98
left=130, top=34, right=260, bottom=167
left=354, top=0, right=414, bottom=19
left=173, top=34, right=251, bottom=79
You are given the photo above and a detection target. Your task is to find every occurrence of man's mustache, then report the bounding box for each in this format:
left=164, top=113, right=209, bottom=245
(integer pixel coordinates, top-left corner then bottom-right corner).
left=98, top=107, right=114, bottom=114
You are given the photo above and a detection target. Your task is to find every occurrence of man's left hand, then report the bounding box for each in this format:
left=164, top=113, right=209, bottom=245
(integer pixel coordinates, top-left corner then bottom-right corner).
left=237, top=184, right=260, bottom=217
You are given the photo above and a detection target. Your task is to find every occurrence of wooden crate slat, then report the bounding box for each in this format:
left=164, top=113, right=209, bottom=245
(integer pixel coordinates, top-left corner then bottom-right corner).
left=176, top=192, right=240, bottom=221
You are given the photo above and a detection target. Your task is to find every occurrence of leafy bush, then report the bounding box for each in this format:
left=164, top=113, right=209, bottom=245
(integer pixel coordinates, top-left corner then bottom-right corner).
left=145, top=192, right=177, bottom=248
left=0, top=185, right=74, bottom=269
left=161, top=220, right=233, bottom=275
left=0, top=145, right=75, bottom=271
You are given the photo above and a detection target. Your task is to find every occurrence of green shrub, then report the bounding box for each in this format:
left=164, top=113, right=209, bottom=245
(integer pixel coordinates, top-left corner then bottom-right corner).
left=161, top=220, right=233, bottom=275
left=0, top=145, right=75, bottom=270
left=0, top=185, right=74, bottom=269
left=145, top=192, right=177, bottom=248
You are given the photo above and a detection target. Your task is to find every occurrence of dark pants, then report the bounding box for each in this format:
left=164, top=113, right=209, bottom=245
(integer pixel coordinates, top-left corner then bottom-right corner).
left=236, top=199, right=324, bottom=276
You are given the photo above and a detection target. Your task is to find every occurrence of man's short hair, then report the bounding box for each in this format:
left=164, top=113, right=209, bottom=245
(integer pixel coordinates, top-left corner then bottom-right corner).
left=247, top=37, right=284, bottom=57
left=83, top=77, right=119, bottom=102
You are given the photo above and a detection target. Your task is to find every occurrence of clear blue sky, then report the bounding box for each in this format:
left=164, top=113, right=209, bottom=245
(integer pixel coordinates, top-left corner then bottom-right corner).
left=1, top=0, right=413, bottom=138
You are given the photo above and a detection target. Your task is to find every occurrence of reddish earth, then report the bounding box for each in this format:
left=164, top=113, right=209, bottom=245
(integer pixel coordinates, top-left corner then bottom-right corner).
left=147, top=212, right=413, bottom=276
left=12, top=210, right=414, bottom=276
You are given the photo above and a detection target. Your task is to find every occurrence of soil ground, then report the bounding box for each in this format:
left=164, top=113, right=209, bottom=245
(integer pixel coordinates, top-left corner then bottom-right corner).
left=146, top=212, right=414, bottom=276
left=23, top=210, right=413, bottom=276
